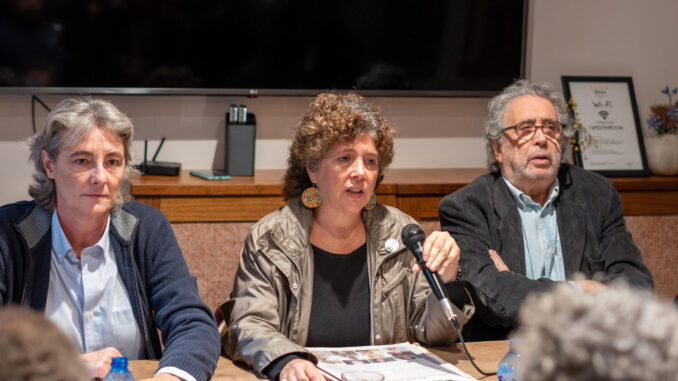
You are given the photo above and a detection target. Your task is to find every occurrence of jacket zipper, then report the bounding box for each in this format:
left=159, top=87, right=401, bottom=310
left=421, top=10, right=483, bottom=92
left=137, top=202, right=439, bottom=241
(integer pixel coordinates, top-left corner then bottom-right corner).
left=127, top=220, right=154, bottom=358
left=19, top=234, right=31, bottom=307
left=289, top=246, right=304, bottom=342
left=368, top=240, right=375, bottom=344
left=132, top=252, right=153, bottom=357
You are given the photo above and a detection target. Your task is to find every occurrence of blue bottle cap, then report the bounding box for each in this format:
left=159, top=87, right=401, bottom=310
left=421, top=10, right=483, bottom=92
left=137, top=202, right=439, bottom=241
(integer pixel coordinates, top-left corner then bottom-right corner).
left=111, top=356, right=128, bottom=369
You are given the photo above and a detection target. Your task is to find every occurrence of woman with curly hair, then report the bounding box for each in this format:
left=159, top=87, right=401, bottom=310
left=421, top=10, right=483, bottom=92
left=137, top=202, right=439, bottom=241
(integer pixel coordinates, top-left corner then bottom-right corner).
left=221, top=93, right=474, bottom=381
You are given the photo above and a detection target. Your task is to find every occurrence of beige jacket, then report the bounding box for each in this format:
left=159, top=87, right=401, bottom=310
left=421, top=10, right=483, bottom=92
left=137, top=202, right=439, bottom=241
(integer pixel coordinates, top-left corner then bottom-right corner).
left=221, top=200, right=474, bottom=376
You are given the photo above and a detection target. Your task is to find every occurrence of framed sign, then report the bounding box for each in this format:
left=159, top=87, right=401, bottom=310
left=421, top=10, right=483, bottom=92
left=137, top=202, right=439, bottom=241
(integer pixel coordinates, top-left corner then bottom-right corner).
left=561, top=76, right=649, bottom=176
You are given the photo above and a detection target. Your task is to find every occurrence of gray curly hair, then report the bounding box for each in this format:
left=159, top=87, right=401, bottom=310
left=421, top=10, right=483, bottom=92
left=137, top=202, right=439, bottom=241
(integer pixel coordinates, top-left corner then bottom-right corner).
left=27, top=98, right=134, bottom=212
left=515, top=282, right=678, bottom=381
left=485, top=79, right=574, bottom=172
left=0, top=306, right=90, bottom=381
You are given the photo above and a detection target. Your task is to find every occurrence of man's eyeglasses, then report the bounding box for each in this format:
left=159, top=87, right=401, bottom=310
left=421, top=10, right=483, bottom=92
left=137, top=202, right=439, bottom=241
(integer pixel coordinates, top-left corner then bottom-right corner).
left=502, top=121, right=565, bottom=141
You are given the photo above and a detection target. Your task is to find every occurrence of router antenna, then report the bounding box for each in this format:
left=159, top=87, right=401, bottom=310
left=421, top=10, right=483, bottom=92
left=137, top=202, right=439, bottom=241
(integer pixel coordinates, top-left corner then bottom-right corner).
left=152, top=137, right=166, bottom=162
left=143, top=139, right=148, bottom=172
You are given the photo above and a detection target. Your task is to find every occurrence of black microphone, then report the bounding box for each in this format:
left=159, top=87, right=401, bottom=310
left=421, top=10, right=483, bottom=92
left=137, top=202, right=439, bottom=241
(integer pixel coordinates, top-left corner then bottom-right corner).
left=402, top=224, right=496, bottom=376
left=401, top=224, right=459, bottom=327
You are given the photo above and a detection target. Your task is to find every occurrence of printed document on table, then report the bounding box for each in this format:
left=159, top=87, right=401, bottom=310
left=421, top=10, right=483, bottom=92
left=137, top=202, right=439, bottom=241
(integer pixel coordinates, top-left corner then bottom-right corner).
left=307, top=342, right=477, bottom=381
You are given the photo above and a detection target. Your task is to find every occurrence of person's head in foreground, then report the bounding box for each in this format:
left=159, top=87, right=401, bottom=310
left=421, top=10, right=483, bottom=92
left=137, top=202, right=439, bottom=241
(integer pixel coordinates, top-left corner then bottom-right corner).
left=0, top=306, right=90, bottom=381
left=485, top=79, right=573, bottom=203
left=515, top=281, right=678, bottom=381
left=283, top=91, right=395, bottom=214
left=28, top=97, right=134, bottom=217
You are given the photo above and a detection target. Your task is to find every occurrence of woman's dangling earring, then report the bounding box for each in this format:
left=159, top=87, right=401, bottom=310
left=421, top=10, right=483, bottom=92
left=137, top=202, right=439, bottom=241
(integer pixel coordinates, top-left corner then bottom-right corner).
left=302, top=184, right=322, bottom=208
left=364, top=194, right=377, bottom=211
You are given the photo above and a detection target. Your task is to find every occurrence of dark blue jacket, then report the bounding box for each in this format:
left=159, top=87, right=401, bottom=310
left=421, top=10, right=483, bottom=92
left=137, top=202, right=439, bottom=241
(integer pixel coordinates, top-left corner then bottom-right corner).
left=0, top=200, right=220, bottom=381
left=439, top=164, right=654, bottom=339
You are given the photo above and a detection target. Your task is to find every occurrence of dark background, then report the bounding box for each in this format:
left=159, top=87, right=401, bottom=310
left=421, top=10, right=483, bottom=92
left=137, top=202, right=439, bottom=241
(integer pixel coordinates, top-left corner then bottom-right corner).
left=0, top=0, right=526, bottom=94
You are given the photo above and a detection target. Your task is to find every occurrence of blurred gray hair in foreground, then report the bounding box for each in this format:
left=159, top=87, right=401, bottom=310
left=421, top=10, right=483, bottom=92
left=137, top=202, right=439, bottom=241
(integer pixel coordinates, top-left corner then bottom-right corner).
left=515, top=280, right=678, bottom=381
left=0, top=305, right=90, bottom=381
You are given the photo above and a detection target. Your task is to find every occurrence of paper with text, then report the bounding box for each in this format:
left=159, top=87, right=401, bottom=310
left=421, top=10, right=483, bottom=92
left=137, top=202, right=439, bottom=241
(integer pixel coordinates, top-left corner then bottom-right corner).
left=308, top=342, right=477, bottom=381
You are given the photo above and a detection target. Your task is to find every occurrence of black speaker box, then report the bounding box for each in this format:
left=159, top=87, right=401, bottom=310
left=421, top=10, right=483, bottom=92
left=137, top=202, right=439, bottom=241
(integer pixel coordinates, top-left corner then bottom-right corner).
left=225, top=113, right=256, bottom=176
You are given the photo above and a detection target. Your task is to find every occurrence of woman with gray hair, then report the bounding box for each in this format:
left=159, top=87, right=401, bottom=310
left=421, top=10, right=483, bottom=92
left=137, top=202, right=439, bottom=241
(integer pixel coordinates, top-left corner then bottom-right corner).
left=0, top=98, right=220, bottom=381
left=515, top=282, right=678, bottom=381
left=27, top=98, right=136, bottom=212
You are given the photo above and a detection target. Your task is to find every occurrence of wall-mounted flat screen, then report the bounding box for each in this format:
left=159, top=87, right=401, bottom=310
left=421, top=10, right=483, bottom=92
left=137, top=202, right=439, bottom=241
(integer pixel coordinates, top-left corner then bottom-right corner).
left=0, top=0, right=527, bottom=96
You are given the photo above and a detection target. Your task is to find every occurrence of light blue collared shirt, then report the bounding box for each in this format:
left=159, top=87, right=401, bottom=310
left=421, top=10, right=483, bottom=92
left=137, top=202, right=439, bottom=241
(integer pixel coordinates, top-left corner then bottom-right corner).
left=45, top=211, right=196, bottom=381
left=45, top=210, right=143, bottom=359
left=503, top=178, right=567, bottom=281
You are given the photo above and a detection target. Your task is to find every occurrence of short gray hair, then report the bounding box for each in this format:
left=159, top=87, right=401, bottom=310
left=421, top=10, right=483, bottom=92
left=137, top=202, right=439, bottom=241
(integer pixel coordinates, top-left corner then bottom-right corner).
left=484, top=80, right=573, bottom=172
left=27, top=98, right=134, bottom=212
left=515, top=282, right=678, bottom=381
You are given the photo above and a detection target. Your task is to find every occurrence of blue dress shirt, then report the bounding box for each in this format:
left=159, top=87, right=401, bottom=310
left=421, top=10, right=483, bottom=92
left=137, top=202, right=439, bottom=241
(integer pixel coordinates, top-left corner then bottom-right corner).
left=503, top=178, right=566, bottom=281
left=45, top=210, right=143, bottom=358
left=45, top=211, right=197, bottom=381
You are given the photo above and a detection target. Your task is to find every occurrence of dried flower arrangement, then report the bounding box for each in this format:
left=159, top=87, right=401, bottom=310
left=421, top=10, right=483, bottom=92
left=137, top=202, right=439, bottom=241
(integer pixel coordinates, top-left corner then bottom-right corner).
left=647, top=86, right=678, bottom=135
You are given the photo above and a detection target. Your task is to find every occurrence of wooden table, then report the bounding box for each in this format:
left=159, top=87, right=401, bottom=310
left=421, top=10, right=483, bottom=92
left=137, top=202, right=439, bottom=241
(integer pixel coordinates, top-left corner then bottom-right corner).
left=129, top=341, right=508, bottom=380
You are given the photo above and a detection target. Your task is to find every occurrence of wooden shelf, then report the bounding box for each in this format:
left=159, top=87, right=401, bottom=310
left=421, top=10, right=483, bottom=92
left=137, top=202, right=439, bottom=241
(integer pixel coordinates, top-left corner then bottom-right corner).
left=130, top=169, right=678, bottom=222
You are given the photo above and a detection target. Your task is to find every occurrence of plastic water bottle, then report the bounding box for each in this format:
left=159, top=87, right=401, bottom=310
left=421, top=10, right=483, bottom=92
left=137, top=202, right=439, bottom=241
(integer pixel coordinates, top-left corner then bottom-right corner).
left=102, top=357, right=135, bottom=381
left=497, top=338, right=519, bottom=381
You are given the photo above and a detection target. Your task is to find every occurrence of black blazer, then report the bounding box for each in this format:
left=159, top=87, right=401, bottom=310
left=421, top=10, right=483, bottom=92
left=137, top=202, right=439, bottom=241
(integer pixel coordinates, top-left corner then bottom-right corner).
left=439, top=164, right=653, bottom=339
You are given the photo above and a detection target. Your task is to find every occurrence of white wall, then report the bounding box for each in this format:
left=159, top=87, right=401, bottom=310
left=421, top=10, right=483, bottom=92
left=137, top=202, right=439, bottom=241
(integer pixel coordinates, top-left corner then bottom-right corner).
left=528, top=0, right=678, bottom=117
left=1, top=0, right=676, bottom=204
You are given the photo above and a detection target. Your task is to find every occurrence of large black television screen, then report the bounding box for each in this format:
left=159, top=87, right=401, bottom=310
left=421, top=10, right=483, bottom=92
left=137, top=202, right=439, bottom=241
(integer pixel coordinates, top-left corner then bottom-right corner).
left=0, top=0, right=527, bottom=96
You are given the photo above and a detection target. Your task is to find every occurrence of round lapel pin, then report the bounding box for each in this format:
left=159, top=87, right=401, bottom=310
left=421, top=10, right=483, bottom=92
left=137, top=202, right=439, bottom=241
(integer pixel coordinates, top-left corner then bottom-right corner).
left=385, top=238, right=400, bottom=253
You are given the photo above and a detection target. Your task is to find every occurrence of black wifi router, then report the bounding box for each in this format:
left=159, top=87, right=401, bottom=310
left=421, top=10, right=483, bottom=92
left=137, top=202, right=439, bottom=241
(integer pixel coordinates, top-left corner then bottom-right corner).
left=134, top=137, right=181, bottom=176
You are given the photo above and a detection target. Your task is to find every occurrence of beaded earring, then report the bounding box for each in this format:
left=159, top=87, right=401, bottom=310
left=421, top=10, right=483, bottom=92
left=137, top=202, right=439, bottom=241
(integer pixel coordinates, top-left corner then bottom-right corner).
left=301, top=184, right=322, bottom=208
left=364, top=194, right=377, bottom=211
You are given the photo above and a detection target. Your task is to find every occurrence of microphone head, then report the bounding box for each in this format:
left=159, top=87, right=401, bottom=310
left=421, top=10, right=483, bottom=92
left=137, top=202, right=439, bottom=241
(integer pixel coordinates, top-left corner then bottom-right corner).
left=401, top=223, right=426, bottom=250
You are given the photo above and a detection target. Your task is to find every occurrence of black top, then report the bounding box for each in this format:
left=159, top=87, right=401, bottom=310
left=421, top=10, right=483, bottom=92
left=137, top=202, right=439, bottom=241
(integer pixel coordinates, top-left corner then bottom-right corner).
left=306, top=242, right=371, bottom=347
left=263, top=242, right=371, bottom=380
left=262, top=237, right=473, bottom=380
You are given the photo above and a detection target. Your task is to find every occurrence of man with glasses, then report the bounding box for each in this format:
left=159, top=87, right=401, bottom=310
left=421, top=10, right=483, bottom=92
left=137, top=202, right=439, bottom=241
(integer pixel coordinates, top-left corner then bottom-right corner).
left=439, top=80, right=653, bottom=340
